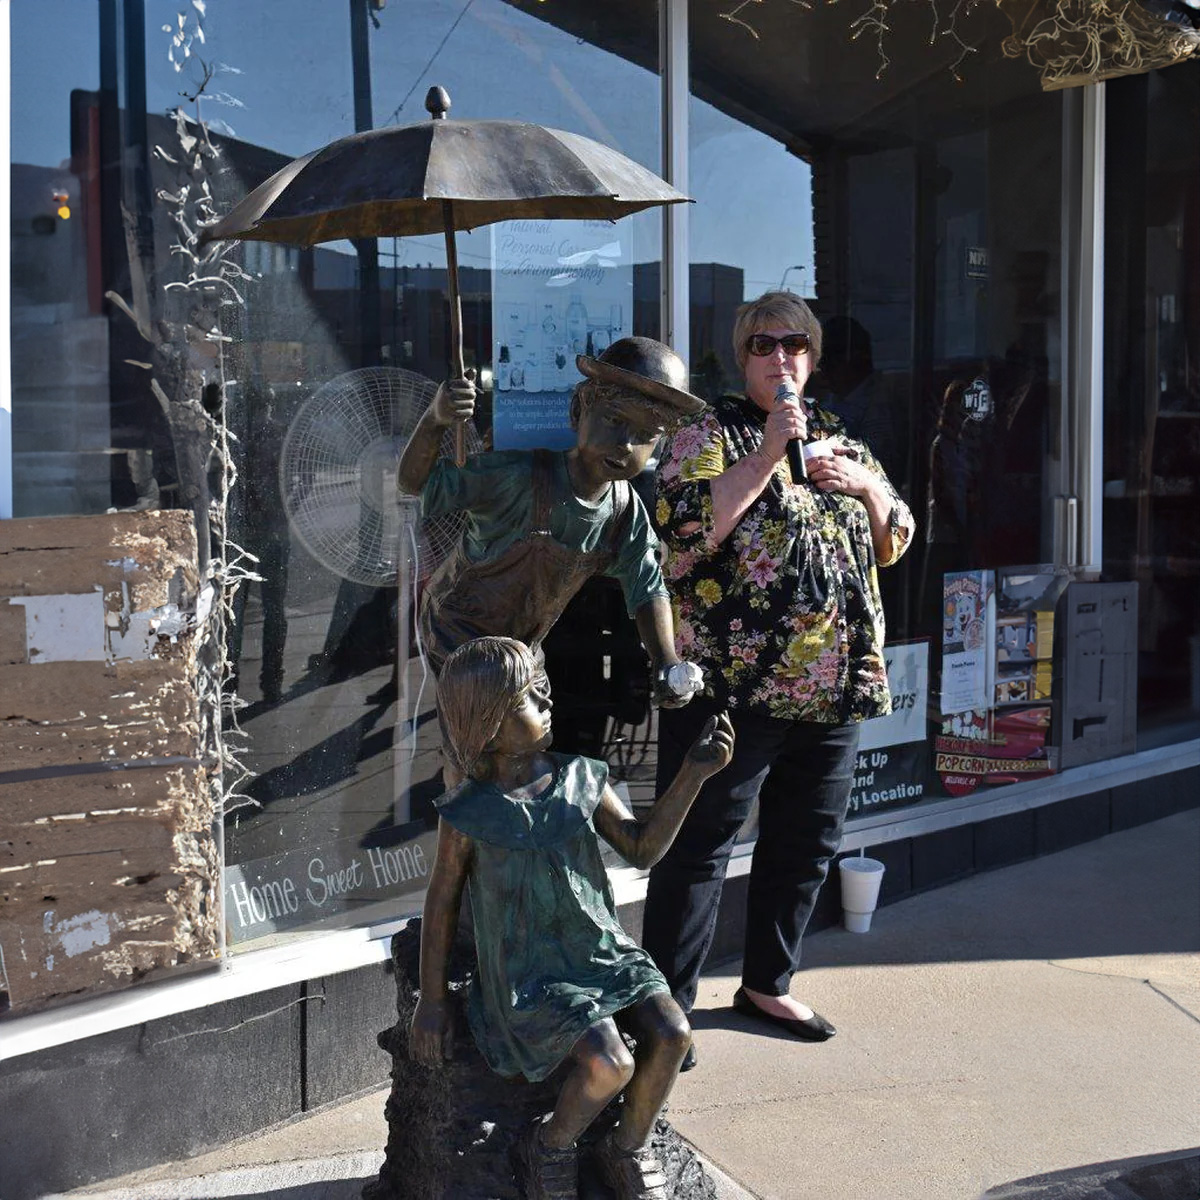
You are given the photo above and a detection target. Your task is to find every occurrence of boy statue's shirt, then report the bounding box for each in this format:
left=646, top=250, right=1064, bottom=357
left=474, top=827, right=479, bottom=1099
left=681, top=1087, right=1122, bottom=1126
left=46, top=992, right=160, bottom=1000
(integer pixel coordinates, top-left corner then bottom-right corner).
left=419, top=448, right=667, bottom=670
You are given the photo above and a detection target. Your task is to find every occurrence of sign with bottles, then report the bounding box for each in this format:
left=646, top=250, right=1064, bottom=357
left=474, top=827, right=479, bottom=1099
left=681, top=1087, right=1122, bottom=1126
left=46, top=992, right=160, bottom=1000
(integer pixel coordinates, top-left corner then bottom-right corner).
left=490, top=219, right=633, bottom=450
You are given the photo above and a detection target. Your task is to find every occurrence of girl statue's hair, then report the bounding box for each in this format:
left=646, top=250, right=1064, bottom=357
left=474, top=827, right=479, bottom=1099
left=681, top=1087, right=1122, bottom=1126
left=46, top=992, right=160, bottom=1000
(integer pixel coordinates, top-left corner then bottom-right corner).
left=436, top=637, right=539, bottom=780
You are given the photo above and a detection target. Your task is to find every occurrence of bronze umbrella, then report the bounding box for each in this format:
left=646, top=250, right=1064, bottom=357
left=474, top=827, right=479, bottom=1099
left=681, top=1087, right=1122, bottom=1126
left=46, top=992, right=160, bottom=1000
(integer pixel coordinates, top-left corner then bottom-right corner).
left=201, top=86, right=689, bottom=462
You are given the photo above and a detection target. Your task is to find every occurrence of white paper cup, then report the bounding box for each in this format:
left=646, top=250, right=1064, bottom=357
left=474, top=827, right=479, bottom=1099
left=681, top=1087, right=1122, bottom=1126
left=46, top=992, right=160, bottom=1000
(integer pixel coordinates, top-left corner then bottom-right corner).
left=803, top=438, right=836, bottom=462
left=839, top=857, right=885, bottom=933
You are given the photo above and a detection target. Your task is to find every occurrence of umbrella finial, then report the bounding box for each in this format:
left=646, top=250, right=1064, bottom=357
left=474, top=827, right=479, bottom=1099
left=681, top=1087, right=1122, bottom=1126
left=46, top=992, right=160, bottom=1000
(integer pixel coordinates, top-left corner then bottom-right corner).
left=425, top=86, right=451, bottom=120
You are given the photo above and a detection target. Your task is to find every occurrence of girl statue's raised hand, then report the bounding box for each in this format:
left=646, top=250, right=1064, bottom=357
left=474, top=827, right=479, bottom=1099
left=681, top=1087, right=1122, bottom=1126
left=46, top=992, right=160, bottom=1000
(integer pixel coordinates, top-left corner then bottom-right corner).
left=411, top=636, right=732, bottom=1200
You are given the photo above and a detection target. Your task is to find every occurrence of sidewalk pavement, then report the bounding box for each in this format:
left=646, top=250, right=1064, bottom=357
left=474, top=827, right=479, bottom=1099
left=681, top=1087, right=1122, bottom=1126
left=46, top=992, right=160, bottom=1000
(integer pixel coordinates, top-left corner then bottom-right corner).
left=50, top=808, right=1200, bottom=1200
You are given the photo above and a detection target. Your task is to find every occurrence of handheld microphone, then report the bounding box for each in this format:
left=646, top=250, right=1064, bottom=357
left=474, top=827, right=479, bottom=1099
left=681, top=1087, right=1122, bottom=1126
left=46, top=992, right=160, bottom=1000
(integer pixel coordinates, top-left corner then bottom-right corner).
left=774, top=381, right=807, bottom=484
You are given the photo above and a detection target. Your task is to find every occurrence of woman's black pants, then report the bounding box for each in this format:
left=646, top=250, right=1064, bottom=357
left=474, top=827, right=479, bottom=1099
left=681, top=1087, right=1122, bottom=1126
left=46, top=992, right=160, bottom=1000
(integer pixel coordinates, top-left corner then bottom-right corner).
left=642, top=699, right=861, bottom=1011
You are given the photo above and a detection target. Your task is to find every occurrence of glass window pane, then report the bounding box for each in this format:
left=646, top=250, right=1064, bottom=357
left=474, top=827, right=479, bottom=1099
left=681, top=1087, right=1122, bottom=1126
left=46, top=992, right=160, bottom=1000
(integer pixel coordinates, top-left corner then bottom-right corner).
left=687, top=1, right=1066, bottom=812
left=9, top=4, right=103, bottom=515
left=688, top=89, right=814, bottom=401
left=1103, top=65, right=1200, bottom=747
left=8, top=0, right=662, bottom=948
left=206, top=0, right=661, bottom=945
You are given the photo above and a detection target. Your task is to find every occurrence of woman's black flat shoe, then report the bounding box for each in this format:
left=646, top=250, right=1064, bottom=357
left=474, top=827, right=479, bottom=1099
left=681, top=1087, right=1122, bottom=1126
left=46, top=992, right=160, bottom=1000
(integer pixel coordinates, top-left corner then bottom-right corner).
left=732, top=986, right=836, bottom=1042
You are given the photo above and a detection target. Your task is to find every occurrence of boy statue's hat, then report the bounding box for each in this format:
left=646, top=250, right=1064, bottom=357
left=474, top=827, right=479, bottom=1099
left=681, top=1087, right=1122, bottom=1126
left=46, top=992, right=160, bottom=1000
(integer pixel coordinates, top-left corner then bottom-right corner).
left=576, top=336, right=705, bottom=416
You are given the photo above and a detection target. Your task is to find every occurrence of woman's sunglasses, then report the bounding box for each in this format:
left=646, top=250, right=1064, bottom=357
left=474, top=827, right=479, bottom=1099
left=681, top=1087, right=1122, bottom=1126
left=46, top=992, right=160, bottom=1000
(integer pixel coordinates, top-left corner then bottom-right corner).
left=746, top=332, right=811, bottom=357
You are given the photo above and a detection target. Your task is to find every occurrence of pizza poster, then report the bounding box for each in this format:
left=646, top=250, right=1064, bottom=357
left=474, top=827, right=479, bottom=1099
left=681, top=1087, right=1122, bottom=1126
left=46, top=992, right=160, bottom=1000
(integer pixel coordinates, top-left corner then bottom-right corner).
left=940, top=569, right=995, bottom=715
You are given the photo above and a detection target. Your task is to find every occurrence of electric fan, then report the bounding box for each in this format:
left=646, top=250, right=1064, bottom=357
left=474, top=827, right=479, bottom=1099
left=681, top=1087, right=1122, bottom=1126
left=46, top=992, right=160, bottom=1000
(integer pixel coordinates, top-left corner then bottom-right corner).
left=278, top=367, right=481, bottom=587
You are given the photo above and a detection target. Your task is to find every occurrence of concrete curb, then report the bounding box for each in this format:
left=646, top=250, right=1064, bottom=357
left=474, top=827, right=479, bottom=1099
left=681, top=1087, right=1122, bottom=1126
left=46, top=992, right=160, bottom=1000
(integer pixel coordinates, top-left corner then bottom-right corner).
left=45, top=1146, right=757, bottom=1200
left=694, top=1151, right=759, bottom=1200
left=41, top=1152, right=385, bottom=1200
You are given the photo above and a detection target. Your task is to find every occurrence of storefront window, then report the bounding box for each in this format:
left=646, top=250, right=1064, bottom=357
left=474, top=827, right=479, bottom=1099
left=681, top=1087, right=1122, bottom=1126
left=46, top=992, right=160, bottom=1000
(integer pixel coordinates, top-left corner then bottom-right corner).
left=8, top=0, right=662, bottom=948
left=222, top=0, right=662, bottom=946
left=14, top=3, right=1188, bottom=976
left=1103, top=64, right=1200, bottom=747
left=9, top=3, right=103, bottom=515
left=687, top=3, right=1067, bottom=812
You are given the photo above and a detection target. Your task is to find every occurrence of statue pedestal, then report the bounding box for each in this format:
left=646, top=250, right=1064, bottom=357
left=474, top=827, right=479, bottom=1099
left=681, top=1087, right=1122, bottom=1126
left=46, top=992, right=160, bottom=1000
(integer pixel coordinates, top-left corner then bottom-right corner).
left=364, top=920, right=717, bottom=1199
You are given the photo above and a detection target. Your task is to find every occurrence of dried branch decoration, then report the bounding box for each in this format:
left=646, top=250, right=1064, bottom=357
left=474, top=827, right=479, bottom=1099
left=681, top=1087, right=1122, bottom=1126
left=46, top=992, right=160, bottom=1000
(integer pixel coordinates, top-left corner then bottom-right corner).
left=720, top=0, right=982, bottom=79
left=999, top=0, right=1198, bottom=89
left=105, top=2, right=260, bottom=820
left=718, top=0, right=1197, bottom=85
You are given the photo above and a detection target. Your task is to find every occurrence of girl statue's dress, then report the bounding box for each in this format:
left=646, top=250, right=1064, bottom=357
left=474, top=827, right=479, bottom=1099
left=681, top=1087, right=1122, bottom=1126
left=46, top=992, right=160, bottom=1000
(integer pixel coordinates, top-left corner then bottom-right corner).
left=436, top=752, right=668, bottom=1082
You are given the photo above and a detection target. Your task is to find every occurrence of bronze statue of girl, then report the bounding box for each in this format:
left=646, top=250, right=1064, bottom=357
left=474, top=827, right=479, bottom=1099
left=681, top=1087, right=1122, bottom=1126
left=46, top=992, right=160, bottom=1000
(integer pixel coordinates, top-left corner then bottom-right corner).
left=411, top=636, right=733, bottom=1200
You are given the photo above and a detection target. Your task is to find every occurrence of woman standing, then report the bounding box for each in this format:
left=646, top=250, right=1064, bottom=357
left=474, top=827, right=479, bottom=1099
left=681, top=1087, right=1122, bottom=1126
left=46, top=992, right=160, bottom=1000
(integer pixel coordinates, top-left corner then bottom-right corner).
left=643, top=292, right=914, bottom=1066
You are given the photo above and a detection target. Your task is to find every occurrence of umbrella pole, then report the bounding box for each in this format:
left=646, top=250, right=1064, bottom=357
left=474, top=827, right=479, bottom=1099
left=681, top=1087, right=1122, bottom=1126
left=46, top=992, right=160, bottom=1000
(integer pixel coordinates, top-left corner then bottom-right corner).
left=442, top=200, right=468, bottom=466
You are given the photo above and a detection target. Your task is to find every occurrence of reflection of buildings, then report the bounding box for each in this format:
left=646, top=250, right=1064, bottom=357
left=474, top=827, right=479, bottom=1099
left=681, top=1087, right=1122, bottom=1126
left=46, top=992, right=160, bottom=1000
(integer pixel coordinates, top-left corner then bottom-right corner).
left=11, top=101, right=755, bottom=513
left=10, top=108, right=500, bottom=515
left=9, top=161, right=113, bottom=515
left=689, top=263, right=745, bottom=397
left=630, top=261, right=745, bottom=399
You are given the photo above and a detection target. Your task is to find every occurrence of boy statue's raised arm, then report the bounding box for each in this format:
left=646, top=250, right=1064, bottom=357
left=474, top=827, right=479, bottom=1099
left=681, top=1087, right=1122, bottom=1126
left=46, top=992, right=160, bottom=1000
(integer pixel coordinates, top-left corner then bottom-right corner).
left=397, top=372, right=477, bottom=497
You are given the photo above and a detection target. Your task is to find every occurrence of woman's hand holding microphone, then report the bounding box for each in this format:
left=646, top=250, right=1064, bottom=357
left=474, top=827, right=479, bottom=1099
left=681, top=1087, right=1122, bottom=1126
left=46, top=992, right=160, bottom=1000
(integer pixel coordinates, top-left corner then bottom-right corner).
left=760, top=384, right=809, bottom=470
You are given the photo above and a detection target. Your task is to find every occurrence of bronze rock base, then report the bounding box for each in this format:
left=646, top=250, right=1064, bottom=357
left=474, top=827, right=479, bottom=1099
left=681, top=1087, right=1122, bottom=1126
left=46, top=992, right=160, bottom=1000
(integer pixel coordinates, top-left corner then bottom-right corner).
left=363, top=920, right=716, bottom=1200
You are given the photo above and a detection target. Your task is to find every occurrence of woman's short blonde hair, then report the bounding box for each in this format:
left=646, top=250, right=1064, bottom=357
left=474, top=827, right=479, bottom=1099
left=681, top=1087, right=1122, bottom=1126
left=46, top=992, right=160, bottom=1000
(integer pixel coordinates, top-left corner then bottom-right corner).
left=437, top=637, right=539, bottom=780
left=732, top=291, right=823, bottom=373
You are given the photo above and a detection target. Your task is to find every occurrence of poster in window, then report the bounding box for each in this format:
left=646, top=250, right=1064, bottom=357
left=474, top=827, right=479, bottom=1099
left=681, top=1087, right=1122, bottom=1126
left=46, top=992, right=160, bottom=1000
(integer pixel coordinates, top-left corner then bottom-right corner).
left=847, top=640, right=930, bottom=817
left=940, top=569, right=995, bottom=715
left=935, top=566, right=1066, bottom=797
left=491, top=219, right=633, bottom=450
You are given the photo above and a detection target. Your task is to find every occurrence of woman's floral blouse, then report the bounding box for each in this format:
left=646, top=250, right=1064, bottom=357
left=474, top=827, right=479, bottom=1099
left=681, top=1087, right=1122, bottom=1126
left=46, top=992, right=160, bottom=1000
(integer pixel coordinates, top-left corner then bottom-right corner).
left=655, top=394, right=914, bottom=723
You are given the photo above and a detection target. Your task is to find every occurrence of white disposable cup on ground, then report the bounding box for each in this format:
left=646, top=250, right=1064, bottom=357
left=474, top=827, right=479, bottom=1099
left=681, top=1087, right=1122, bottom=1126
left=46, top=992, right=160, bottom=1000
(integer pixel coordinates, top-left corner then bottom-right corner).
left=839, top=856, right=885, bottom=933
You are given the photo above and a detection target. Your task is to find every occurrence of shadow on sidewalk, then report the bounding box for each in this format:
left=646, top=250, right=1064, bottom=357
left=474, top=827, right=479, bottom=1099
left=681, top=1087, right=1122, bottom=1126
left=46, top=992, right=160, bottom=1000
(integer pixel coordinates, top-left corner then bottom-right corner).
left=981, top=1146, right=1199, bottom=1199
left=795, top=810, right=1200, bottom=970
left=76, top=1179, right=377, bottom=1200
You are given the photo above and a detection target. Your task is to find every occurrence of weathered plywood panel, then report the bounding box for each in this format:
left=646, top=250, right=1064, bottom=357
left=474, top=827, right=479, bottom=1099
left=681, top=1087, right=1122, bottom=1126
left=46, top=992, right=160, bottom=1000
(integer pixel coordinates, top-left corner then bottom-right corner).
left=0, top=660, right=199, bottom=770
left=0, top=511, right=198, bottom=603
left=0, top=767, right=219, bottom=1009
left=0, top=510, right=198, bottom=668
left=0, top=512, right=220, bottom=1014
left=0, top=602, right=26, bottom=664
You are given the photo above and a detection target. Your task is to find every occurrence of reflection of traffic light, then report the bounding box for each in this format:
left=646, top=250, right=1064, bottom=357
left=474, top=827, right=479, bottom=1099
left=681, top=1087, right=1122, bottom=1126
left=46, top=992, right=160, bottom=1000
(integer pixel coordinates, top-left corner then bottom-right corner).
left=32, top=189, right=72, bottom=235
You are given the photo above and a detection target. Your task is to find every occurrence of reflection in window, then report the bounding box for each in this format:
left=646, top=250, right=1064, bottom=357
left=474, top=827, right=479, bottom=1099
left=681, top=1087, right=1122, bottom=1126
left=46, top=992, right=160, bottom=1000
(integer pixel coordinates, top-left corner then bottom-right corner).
left=687, top=93, right=815, bottom=403
left=684, top=3, right=1066, bottom=811
left=9, top=3, right=103, bottom=516
left=1103, top=66, right=1200, bottom=745
left=8, top=0, right=665, bottom=947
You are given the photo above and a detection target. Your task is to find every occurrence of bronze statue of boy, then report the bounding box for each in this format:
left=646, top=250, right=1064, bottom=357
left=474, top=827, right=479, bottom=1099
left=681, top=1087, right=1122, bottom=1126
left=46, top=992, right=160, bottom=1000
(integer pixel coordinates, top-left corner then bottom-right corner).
left=397, top=337, right=705, bottom=708
left=412, top=636, right=733, bottom=1199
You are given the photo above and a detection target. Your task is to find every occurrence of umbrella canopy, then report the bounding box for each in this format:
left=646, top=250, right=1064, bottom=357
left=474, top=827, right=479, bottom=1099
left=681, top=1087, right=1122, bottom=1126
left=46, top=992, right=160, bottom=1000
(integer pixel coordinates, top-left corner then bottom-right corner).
left=202, top=87, right=689, bottom=463
left=201, top=98, right=688, bottom=246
